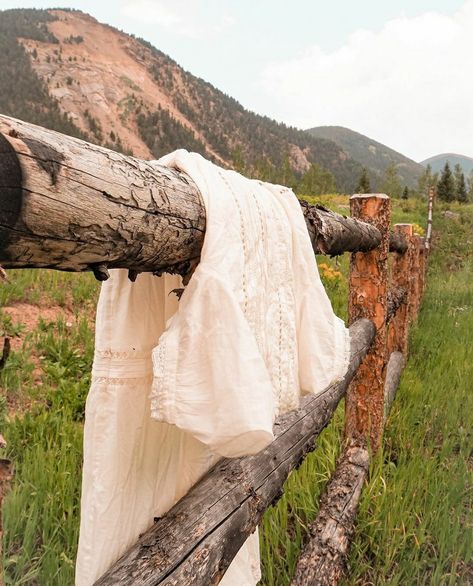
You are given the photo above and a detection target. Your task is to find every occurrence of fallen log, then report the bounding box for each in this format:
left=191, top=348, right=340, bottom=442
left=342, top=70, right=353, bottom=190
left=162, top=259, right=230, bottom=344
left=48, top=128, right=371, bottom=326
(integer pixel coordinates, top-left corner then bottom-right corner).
left=0, top=115, right=405, bottom=277
left=95, top=318, right=376, bottom=586
left=290, top=443, right=369, bottom=586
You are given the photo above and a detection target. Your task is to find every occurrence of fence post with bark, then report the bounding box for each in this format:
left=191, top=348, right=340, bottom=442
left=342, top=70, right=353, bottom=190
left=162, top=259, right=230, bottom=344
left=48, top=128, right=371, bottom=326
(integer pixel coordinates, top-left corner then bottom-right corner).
left=0, top=115, right=432, bottom=586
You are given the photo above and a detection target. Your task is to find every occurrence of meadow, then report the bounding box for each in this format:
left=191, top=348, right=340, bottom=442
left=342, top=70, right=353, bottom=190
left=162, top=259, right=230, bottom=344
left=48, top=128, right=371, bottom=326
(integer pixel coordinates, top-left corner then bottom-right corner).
left=0, top=197, right=471, bottom=585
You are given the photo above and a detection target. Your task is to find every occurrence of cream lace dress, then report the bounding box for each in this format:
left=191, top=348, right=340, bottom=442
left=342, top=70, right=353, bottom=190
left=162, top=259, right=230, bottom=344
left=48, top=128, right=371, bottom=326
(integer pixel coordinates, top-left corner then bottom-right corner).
left=75, top=151, right=350, bottom=585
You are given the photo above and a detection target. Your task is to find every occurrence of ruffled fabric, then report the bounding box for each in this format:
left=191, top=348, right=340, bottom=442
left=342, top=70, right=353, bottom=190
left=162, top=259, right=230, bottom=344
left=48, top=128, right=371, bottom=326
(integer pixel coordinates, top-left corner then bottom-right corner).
left=149, top=151, right=350, bottom=456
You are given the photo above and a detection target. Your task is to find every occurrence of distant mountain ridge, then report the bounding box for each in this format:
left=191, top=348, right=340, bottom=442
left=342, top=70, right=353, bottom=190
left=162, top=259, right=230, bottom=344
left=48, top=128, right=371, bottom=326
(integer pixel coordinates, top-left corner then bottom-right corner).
left=306, top=126, right=424, bottom=189
left=0, top=7, right=366, bottom=192
left=421, top=153, right=473, bottom=176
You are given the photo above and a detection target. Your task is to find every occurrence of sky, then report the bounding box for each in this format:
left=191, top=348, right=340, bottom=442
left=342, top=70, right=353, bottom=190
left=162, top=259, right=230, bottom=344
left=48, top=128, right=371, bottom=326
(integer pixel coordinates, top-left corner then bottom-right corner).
left=0, top=0, right=471, bottom=162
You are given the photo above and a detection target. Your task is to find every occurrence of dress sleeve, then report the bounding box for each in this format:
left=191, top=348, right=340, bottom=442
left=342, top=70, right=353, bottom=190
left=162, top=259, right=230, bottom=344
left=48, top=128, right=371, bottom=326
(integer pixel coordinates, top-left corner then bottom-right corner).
left=150, top=266, right=276, bottom=458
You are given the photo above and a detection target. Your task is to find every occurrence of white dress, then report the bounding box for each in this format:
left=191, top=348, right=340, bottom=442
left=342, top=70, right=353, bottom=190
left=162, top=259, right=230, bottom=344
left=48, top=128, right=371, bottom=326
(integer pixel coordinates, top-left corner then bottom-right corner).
left=75, top=151, right=350, bottom=585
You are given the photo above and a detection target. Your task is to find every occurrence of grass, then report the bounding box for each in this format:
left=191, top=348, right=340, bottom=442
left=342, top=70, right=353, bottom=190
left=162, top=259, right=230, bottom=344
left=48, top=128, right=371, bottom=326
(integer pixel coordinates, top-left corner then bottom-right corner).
left=0, top=197, right=472, bottom=584
left=0, top=273, right=98, bottom=585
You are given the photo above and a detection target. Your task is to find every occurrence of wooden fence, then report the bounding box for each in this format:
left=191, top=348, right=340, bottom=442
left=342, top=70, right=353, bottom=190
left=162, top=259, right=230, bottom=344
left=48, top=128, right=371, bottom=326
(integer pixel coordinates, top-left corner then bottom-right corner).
left=0, top=115, right=434, bottom=585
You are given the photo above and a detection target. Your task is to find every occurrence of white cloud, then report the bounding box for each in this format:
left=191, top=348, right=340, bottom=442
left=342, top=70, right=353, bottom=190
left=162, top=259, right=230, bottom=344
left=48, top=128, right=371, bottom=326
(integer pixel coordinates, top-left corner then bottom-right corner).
left=258, top=1, right=473, bottom=161
left=120, top=0, right=235, bottom=40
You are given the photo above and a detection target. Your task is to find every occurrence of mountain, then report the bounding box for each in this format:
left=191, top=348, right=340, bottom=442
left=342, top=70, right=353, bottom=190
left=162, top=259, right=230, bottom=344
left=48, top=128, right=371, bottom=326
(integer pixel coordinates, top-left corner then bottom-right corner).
left=421, top=153, right=473, bottom=176
left=306, top=126, right=424, bottom=189
left=0, top=8, right=366, bottom=192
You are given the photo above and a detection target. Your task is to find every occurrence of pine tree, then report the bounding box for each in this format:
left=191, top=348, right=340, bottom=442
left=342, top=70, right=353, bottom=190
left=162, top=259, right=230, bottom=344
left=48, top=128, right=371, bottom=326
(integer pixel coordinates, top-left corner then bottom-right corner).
left=402, top=186, right=409, bottom=200
left=298, top=164, right=337, bottom=196
left=453, top=164, right=464, bottom=198
left=467, top=170, right=473, bottom=202
left=356, top=167, right=371, bottom=193
left=437, top=162, right=455, bottom=202
left=456, top=171, right=468, bottom=203
left=380, top=163, right=402, bottom=198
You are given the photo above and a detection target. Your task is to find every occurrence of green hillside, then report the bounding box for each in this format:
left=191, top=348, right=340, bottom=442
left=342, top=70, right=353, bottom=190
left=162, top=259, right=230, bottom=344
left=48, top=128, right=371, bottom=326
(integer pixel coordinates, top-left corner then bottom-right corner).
left=306, top=126, right=424, bottom=189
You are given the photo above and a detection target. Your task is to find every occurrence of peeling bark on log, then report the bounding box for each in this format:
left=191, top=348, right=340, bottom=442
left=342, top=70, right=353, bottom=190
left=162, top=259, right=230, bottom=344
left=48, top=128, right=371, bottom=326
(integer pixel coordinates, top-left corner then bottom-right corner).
left=95, top=319, right=375, bottom=586
left=0, top=115, right=206, bottom=277
left=388, top=230, right=408, bottom=254
left=0, top=116, right=406, bottom=276
left=345, top=195, right=390, bottom=452
left=300, top=201, right=405, bottom=256
left=384, top=351, right=405, bottom=419
left=290, top=443, right=369, bottom=586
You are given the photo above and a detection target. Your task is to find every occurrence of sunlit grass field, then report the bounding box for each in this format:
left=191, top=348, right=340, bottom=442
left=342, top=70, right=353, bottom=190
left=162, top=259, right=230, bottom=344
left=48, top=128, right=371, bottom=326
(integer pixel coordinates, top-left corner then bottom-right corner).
left=1, top=197, right=471, bottom=584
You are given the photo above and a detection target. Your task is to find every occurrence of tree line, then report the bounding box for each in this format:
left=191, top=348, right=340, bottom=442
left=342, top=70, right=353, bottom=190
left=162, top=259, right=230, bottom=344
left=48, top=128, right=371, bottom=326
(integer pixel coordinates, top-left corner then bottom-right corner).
left=355, top=161, right=472, bottom=203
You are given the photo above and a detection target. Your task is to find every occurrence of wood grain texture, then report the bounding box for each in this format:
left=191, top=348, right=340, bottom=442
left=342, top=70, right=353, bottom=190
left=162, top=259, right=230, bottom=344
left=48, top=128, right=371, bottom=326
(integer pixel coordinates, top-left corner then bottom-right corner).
left=95, top=319, right=376, bottom=586
left=345, top=194, right=391, bottom=452
left=0, top=116, right=406, bottom=278
left=290, top=443, right=369, bottom=586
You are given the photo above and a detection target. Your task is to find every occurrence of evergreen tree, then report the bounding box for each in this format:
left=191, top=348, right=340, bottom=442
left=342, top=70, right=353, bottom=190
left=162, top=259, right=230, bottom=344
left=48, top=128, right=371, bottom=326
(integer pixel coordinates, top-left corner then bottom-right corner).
left=356, top=167, right=371, bottom=193
left=231, top=146, right=246, bottom=174
left=380, top=162, right=402, bottom=198
left=298, top=164, right=337, bottom=196
left=402, top=186, right=409, bottom=200
left=456, top=171, right=468, bottom=203
left=467, top=170, right=473, bottom=202
left=437, top=162, right=455, bottom=202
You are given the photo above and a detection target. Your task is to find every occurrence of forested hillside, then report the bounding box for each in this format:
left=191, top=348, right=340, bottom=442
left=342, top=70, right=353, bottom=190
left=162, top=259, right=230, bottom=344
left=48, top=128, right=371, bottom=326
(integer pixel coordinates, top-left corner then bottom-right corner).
left=306, top=126, right=424, bottom=189
left=0, top=8, right=366, bottom=192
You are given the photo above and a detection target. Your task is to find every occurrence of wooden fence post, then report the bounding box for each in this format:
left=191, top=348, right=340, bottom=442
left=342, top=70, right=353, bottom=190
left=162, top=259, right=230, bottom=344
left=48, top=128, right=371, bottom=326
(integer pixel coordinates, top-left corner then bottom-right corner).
left=425, top=186, right=434, bottom=252
left=345, top=194, right=391, bottom=452
left=409, top=236, right=421, bottom=323
left=387, top=224, right=414, bottom=356
left=418, top=236, right=426, bottom=298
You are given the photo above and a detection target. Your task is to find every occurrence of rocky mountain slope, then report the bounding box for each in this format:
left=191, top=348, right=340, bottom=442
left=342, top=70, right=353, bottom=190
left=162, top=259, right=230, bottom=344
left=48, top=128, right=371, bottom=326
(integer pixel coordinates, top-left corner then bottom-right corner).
left=306, top=126, right=424, bottom=188
left=0, top=8, right=365, bottom=191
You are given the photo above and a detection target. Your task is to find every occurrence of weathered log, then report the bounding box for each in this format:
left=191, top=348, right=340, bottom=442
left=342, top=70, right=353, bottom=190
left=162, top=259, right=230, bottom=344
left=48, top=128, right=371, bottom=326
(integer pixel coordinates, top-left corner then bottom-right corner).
left=386, top=286, right=407, bottom=324
left=0, top=115, right=206, bottom=277
left=384, top=351, right=405, bottom=418
left=290, top=443, right=369, bottom=586
left=345, top=195, right=390, bottom=452
left=95, top=318, right=375, bottom=586
left=388, top=230, right=408, bottom=254
left=0, top=115, right=405, bottom=276
left=300, top=200, right=405, bottom=256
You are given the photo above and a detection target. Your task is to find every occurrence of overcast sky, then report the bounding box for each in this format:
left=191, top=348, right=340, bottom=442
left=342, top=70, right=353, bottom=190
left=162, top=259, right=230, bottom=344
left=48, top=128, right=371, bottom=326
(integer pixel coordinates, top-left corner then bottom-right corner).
left=1, top=0, right=471, bottom=161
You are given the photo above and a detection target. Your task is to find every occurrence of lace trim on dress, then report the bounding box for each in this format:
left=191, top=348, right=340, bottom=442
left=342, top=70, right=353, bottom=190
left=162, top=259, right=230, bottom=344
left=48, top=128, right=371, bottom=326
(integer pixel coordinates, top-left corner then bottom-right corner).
left=91, top=374, right=152, bottom=385
left=150, top=336, right=175, bottom=423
